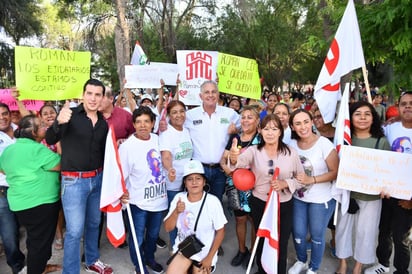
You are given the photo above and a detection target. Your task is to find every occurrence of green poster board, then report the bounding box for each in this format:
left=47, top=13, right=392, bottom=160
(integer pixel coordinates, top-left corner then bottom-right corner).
left=15, top=46, right=91, bottom=100
left=217, top=52, right=261, bottom=99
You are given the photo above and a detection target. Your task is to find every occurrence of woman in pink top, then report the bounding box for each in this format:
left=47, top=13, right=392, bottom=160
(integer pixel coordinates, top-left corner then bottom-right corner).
left=230, top=114, right=304, bottom=274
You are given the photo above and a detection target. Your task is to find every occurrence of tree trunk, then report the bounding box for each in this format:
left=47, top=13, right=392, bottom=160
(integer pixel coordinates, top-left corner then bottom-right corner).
left=113, top=0, right=130, bottom=91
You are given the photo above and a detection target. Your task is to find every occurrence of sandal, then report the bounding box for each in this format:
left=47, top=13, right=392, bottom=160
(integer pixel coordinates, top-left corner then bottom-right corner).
left=43, top=264, right=62, bottom=273
left=54, top=238, right=63, bottom=250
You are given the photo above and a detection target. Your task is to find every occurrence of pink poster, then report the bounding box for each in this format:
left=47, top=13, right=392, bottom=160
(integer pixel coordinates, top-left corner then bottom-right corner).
left=0, top=89, right=44, bottom=111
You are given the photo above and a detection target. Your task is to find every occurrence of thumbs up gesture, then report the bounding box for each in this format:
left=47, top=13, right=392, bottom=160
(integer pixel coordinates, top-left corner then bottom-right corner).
left=229, top=138, right=240, bottom=164
left=57, top=100, right=73, bottom=125
left=175, top=197, right=185, bottom=214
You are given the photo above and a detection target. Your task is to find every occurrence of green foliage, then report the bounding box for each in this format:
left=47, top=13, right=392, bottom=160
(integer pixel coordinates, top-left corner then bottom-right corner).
left=0, top=0, right=43, bottom=44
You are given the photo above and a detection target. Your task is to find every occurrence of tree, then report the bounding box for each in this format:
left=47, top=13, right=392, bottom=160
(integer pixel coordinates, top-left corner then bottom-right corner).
left=0, top=0, right=43, bottom=45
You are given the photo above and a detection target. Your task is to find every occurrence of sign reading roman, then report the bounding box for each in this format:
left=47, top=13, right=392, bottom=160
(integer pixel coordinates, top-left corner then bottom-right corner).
left=15, top=46, right=91, bottom=100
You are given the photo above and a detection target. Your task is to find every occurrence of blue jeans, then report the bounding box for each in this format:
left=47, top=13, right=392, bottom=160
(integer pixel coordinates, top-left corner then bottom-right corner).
left=167, top=190, right=180, bottom=248
left=202, top=166, right=226, bottom=201
left=292, top=198, right=335, bottom=271
left=61, top=173, right=103, bottom=274
left=0, top=190, right=25, bottom=274
left=127, top=204, right=163, bottom=271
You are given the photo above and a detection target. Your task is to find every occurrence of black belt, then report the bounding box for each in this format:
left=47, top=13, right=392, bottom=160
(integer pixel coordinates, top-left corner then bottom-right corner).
left=201, top=163, right=220, bottom=168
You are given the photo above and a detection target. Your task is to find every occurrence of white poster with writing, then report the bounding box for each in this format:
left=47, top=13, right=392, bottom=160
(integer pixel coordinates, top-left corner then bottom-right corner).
left=336, top=145, right=412, bottom=200
left=176, top=50, right=218, bottom=106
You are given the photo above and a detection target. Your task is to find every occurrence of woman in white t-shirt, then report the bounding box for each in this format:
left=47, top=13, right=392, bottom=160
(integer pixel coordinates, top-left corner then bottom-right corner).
left=164, top=160, right=227, bottom=274
left=288, top=109, right=339, bottom=274
left=119, top=106, right=168, bottom=274
left=159, top=100, right=193, bottom=247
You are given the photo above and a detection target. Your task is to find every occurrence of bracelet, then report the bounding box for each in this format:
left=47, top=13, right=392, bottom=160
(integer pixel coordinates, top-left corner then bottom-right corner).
left=313, top=176, right=317, bottom=184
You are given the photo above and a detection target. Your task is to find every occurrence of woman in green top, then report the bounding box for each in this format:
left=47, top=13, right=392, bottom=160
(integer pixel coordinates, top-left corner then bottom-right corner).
left=0, top=115, right=61, bottom=274
left=335, top=101, right=391, bottom=274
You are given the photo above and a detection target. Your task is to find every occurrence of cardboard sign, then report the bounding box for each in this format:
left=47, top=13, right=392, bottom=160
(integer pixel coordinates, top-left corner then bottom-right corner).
left=0, top=89, right=44, bottom=111
left=15, top=46, right=91, bottom=100
left=124, top=63, right=179, bottom=88
left=217, top=52, right=261, bottom=99
left=336, top=145, right=412, bottom=200
left=124, top=65, right=161, bottom=88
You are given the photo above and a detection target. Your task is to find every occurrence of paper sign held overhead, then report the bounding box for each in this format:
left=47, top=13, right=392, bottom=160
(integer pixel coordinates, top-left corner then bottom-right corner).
left=217, top=52, right=261, bottom=100
left=15, top=46, right=91, bottom=100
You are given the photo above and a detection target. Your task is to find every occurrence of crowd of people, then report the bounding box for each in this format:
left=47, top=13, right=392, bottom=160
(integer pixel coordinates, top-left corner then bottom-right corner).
left=0, top=78, right=410, bottom=274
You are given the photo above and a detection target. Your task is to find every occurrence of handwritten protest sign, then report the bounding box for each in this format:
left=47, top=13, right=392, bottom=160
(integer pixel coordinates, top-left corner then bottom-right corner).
left=124, top=65, right=161, bottom=88
left=217, top=53, right=261, bottom=100
left=124, top=63, right=179, bottom=88
left=336, top=145, right=412, bottom=200
left=0, top=89, right=44, bottom=111
left=15, top=46, right=91, bottom=100
left=176, top=50, right=218, bottom=106
left=149, top=62, right=179, bottom=85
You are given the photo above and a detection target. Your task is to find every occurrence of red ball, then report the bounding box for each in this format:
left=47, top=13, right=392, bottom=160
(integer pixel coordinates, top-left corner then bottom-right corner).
left=386, top=105, right=399, bottom=120
left=232, top=168, right=255, bottom=191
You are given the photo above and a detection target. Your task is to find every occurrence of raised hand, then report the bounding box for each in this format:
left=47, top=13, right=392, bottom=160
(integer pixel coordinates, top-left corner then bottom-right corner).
left=57, top=101, right=72, bottom=125
left=175, top=197, right=185, bottom=214
left=229, top=138, right=240, bottom=164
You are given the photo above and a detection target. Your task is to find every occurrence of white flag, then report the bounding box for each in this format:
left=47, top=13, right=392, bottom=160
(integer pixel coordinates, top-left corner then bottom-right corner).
left=130, top=41, right=148, bottom=65
left=100, top=126, right=127, bottom=247
left=332, top=83, right=352, bottom=214
left=314, top=0, right=365, bottom=123
left=257, top=190, right=279, bottom=274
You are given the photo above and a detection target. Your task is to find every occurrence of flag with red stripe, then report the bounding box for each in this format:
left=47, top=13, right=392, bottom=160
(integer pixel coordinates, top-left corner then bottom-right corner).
left=100, top=126, right=127, bottom=247
left=256, top=190, right=280, bottom=274
left=333, top=83, right=352, bottom=214
left=314, top=0, right=365, bottom=124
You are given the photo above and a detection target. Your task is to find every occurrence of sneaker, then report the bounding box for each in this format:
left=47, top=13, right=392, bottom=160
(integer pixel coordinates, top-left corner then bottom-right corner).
left=307, top=269, right=317, bottom=274
left=85, top=259, right=113, bottom=274
left=231, top=249, right=250, bottom=266
left=156, top=237, right=167, bottom=249
left=146, top=260, right=164, bottom=274
left=211, top=265, right=216, bottom=273
left=364, top=263, right=390, bottom=274
left=288, top=261, right=308, bottom=274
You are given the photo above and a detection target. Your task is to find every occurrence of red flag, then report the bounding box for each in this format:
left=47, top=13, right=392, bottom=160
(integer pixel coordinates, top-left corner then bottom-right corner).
left=130, top=41, right=148, bottom=65
left=257, top=188, right=280, bottom=274
left=100, top=126, right=127, bottom=247
left=314, top=0, right=365, bottom=123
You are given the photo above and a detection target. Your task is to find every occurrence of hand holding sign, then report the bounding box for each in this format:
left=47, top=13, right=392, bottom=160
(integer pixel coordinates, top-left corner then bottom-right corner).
left=57, top=101, right=72, bottom=124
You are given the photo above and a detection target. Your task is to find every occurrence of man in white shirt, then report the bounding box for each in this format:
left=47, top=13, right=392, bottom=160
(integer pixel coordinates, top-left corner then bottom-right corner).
left=185, top=80, right=240, bottom=202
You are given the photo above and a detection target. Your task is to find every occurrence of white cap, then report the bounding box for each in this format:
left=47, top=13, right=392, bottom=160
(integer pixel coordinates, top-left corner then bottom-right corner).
left=141, top=93, right=153, bottom=102
left=183, top=160, right=205, bottom=177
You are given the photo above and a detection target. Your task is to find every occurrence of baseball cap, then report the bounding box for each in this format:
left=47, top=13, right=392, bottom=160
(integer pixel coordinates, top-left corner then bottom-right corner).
left=141, top=94, right=153, bottom=103
left=183, top=160, right=205, bottom=177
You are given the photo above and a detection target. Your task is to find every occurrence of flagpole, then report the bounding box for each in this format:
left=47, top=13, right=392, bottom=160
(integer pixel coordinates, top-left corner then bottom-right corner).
left=246, top=235, right=260, bottom=274
left=362, top=66, right=373, bottom=103
left=126, top=203, right=145, bottom=274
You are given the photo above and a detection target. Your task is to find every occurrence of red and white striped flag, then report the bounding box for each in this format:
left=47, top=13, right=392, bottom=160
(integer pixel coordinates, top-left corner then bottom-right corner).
left=130, top=41, right=148, bottom=65
left=332, top=83, right=352, bottom=214
left=314, top=0, right=365, bottom=123
left=257, top=190, right=280, bottom=274
left=100, top=126, right=127, bottom=247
